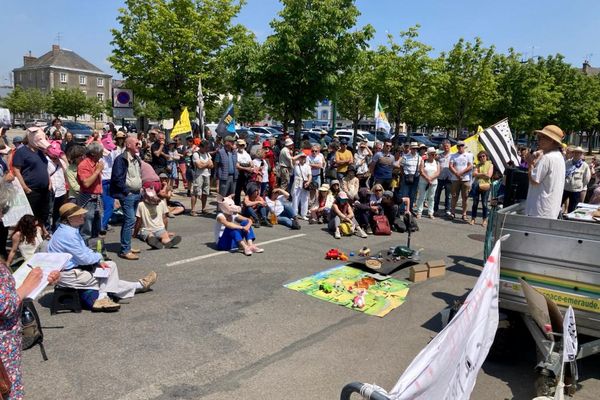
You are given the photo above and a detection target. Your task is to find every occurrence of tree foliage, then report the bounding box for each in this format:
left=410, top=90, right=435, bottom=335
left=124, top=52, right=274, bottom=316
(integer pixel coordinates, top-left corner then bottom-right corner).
left=1, top=87, right=50, bottom=117
left=47, top=88, right=90, bottom=120
left=110, top=0, right=246, bottom=119
left=258, top=0, right=374, bottom=140
left=236, top=93, right=265, bottom=125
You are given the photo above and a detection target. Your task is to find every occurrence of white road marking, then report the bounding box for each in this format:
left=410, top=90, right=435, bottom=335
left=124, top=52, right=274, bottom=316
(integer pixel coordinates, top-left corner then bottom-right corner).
left=166, top=233, right=306, bottom=267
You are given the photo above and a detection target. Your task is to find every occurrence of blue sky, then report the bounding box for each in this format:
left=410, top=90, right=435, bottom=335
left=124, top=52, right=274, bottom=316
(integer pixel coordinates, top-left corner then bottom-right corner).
left=1, top=0, right=599, bottom=84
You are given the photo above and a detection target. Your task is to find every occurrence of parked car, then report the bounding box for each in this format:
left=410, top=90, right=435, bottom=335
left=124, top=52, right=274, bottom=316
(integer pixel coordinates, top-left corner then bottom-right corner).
left=307, top=132, right=332, bottom=146
left=371, top=130, right=392, bottom=142
left=333, top=129, right=375, bottom=148
left=249, top=126, right=280, bottom=138
left=24, top=119, right=49, bottom=129
left=429, top=136, right=458, bottom=146
left=62, top=121, right=94, bottom=143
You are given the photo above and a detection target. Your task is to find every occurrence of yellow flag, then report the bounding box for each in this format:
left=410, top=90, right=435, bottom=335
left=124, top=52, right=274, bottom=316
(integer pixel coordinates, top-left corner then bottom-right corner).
left=450, top=133, right=485, bottom=155
left=171, top=107, right=192, bottom=136
left=477, top=125, right=484, bottom=134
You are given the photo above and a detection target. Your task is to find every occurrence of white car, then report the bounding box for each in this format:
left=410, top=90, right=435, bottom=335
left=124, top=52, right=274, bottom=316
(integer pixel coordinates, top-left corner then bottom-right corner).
left=334, top=129, right=375, bottom=148
left=249, top=126, right=279, bottom=138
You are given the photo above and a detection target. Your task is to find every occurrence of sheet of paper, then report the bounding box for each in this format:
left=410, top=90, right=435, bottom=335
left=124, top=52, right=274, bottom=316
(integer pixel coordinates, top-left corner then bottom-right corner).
left=93, top=267, right=111, bottom=278
left=13, top=253, right=72, bottom=300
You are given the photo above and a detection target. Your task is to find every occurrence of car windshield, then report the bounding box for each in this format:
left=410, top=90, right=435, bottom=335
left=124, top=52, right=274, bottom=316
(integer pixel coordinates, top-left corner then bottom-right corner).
left=63, top=122, right=90, bottom=129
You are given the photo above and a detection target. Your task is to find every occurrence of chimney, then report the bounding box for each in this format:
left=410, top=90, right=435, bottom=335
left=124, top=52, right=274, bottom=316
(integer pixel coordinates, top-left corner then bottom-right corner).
left=23, top=51, right=37, bottom=66
left=52, top=44, right=60, bottom=55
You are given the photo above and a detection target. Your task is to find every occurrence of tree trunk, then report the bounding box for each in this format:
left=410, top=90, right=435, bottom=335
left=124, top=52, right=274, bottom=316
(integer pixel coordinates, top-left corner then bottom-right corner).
left=293, top=113, right=302, bottom=146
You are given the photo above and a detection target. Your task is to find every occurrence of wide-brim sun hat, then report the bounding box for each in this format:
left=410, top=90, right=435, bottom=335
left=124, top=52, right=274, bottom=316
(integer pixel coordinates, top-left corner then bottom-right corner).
left=571, top=146, right=585, bottom=153
left=284, top=138, right=294, bottom=146
left=534, top=125, right=564, bottom=145
left=410, top=142, right=419, bottom=149
left=59, top=203, right=87, bottom=219
left=427, top=147, right=436, bottom=154
left=318, top=184, right=330, bottom=192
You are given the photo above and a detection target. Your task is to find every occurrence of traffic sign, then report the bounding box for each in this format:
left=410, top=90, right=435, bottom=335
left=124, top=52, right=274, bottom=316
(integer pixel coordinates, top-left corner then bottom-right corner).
left=113, top=88, right=134, bottom=108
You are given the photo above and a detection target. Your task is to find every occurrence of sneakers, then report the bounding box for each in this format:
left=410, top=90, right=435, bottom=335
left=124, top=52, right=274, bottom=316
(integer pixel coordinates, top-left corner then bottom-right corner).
left=291, top=220, right=301, bottom=230
left=298, top=215, right=309, bottom=221
left=164, top=235, right=181, bottom=249
left=334, top=229, right=341, bottom=239
left=119, top=252, right=139, bottom=260
left=250, top=245, right=264, bottom=253
left=356, top=227, right=368, bottom=238
left=138, top=271, right=157, bottom=292
left=365, top=226, right=373, bottom=235
left=92, top=297, right=121, bottom=312
left=147, top=236, right=164, bottom=249
left=243, top=247, right=253, bottom=256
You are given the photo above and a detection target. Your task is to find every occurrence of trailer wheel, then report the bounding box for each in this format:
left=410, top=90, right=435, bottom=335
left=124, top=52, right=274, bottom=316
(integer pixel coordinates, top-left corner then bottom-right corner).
left=534, top=369, right=556, bottom=397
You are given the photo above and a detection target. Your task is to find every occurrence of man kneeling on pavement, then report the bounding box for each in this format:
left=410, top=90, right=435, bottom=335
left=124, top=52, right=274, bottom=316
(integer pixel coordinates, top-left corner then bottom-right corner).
left=48, top=203, right=157, bottom=312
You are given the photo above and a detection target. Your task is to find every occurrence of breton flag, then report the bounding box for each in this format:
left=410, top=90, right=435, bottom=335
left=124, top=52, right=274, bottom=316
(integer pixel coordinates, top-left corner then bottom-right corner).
left=215, top=103, right=236, bottom=138
left=196, top=76, right=205, bottom=138
left=387, top=238, right=502, bottom=400
left=374, top=95, right=391, bottom=134
left=478, top=119, right=520, bottom=174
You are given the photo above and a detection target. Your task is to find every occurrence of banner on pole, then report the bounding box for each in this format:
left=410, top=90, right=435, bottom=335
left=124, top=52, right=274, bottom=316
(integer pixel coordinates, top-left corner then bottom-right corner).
left=171, top=107, right=192, bottom=136
left=388, top=239, right=502, bottom=400
left=216, top=103, right=236, bottom=138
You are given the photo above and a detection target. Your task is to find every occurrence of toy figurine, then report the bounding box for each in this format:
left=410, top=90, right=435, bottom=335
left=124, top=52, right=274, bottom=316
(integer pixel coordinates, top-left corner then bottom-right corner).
left=353, top=289, right=367, bottom=308
left=319, top=282, right=333, bottom=293
left=334, top=278, right=343, bottom=291
left=358, top=247, right=371, bottom=257
left=325, top=248, right=349, bottom=261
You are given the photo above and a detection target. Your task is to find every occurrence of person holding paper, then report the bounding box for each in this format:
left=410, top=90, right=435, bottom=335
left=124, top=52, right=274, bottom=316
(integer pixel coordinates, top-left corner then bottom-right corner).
left=48, top=203, right=157, bottom=312
left=0, top=259, right=59, bottom=400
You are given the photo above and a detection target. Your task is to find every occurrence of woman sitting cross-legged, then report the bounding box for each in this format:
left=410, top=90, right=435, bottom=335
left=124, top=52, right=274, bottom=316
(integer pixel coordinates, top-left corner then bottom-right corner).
left=328, top=192, right=367, bottom=239
left=48, top=203, right=157, bottom=312
left=5, top=214, right=49, bottom=267
left=215, top=194, right=264, bottom=256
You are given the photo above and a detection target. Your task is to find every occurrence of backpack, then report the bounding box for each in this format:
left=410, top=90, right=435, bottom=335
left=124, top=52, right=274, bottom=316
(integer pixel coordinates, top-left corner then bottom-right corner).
left=372, top=214, right=391, bottom=235
left=21, top=298, right=48, bottom=361
left=339, top=221, right=353, bottom=236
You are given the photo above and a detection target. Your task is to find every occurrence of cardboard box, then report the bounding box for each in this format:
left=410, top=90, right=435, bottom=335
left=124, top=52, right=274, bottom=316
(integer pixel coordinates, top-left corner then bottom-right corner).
left=409, top=264, right=429, bottom=282
left=427, top=260, right=446, bottom=278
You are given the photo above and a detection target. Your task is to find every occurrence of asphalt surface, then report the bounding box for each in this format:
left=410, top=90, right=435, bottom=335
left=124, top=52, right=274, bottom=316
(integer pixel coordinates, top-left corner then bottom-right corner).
left=2, top=127, right=597, bottom=399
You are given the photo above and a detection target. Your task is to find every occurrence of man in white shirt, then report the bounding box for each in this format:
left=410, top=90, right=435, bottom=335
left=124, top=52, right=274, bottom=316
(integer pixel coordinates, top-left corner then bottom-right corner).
left=525, top=125, right=565, bottom=219
left=449, top=141, right=474, bottom=220
left=190, top=141, right=213, bottom=215
left=234, top=139, right=254, bottom=204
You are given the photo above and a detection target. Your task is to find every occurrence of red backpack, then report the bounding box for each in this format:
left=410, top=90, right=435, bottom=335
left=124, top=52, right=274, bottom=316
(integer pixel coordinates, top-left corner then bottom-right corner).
left=372, top=214, right=391, bottom=235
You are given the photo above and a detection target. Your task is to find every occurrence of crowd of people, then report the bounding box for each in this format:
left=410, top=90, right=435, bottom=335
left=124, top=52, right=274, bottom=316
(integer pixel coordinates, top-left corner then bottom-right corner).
left=0, top=120, right=599, bottom=399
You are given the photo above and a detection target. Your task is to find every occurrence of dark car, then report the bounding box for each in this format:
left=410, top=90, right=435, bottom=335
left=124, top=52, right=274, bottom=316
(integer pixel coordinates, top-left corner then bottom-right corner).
left=371, top=131, right=392, bottom=142
left=307, top=132, right=332, bottom=146
left=62, top=121, right=94, bottom=143
left=429, top=136, right=458, bottom=146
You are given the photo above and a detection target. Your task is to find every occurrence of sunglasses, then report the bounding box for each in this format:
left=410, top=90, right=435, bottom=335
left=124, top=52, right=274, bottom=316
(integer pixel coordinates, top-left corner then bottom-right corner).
left=374, top=189, right=383, bottom=192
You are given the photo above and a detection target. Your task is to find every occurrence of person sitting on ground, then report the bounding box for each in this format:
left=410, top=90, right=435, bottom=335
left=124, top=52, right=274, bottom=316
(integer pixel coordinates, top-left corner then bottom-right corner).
left=381, top=190, right=412, bottom=232
left=328, top=192, right=367, bottom=239
left=329, top=179, right=341, bottom=197
left=214, top=194, right=264, bottom=256
left=242, top=182, right=272, bottom=228
left=133, top=187, right=182, bottom=249
left=309, top=184, right=333, bottom=224
left=48, top=203, right=157, bottom=312
left=158, top=173, right=185, bottom=216
left=353, top=187, right=377, bottom=234
left=265, top=187, right=301, bottom=229
left=5, top=215, right=49, bottom=267
left=341, top=165, right=360, bottom=200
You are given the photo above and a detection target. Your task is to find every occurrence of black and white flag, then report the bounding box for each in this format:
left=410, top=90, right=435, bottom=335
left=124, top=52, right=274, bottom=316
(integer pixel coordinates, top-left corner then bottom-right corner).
left=478, top=119, right=520, bottom=174
left=196, top=76, right=205, bottom=138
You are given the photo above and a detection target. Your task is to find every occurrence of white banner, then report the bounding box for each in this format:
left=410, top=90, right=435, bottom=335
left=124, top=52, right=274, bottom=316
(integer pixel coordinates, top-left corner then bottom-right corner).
left=563, top=306, right=578, bottom=363
left=388, top=239, right=502, bottom=400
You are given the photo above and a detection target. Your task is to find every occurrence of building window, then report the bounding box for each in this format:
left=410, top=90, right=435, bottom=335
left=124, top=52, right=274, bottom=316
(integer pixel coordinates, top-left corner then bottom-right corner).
left=97, top=93, right=104, bottom=101
left=79, top=75, right=86, bottom=85
left=97, top=77, right=104, bottom=87
left=321, top=110, right=329, bottom=120
left=60, top=72, right=67, bottom=83
left=29, top=72, right=33, bottom=81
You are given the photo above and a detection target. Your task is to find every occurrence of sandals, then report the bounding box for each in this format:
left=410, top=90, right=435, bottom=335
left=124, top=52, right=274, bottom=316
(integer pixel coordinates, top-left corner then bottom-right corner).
left=469, top=219, right=475, bottom=225
left=462, top=214, right=468, bottom=222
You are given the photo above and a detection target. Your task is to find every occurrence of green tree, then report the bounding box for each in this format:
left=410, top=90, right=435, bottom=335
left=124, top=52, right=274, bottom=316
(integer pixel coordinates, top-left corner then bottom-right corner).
left=1, top=87, right=50, bottom=118
left=336, top=49, right=375, bottom=141
left=437, top=37, right=497, bottom=136
left=87, top=98, right=107, bottom=124
left=490, top=51, right=560, bottom=140
left=236, top=93, right=265, bottom=125
left=259, top=0, right=374, bottom=140
left=134, top=100, right=171, bottom=121
left=47, top=88, right=89, bottom=120
left=110, top=0, right=246, bottom=119
left=372, top=26, right=434, bottom=136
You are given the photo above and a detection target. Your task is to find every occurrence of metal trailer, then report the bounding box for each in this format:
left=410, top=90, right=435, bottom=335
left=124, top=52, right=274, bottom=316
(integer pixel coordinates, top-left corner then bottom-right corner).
left=491, top=202, right=600, bottom=397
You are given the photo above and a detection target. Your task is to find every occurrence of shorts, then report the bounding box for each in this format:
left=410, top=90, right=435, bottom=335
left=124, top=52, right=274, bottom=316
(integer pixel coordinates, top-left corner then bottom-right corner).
left=451, top=180, right=471, bottom=198
left=192, top=175, right=210, bottom=196
left=138, top=228, right=166, bottom=241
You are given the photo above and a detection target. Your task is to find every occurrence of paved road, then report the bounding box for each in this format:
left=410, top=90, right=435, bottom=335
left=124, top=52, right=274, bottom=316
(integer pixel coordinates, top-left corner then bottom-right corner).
left=19, top=190, right=599, bottom=400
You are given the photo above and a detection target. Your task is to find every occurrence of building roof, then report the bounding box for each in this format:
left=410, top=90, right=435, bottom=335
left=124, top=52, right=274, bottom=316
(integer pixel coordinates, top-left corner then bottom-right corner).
left=14, top=45, right=110, bottom=76
left=582, top=62, right=600, bottom=76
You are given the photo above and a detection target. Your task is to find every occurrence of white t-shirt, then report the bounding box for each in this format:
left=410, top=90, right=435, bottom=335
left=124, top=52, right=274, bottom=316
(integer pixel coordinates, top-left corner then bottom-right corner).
left=214, top=212, right=237, bottom=243
left=525, top=150, right=565, bottom=219
left=136, top=200, right=168, bottom=234
left=307, top=153, right=324, bottom=177
left=237, top=150, right=252, bottom=166
left=293, top=162, right=312, bottom=189
left=252, top=158, right=269, bottom=183
left=449, top=152, right=474, bottom=182
left=192, top=152, right=212, bottom=177
left=47, top=158, right=67, bottom=198
left=265, top=195, right=285, bottom=216
left=422, top=159, right=439, bottom=184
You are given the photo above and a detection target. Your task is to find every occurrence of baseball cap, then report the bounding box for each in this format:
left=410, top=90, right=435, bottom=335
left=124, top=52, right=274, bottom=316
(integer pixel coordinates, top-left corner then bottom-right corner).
left=457, top=141, right=466, bottom=146
left=224, top=135, right=236, bottom=142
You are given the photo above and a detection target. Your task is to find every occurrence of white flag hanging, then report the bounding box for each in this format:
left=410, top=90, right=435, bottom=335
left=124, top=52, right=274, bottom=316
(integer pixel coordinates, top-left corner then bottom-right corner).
left=563, top=306, right=578, bottom=363
left=388, top=240, right=502, bottom=400
left=374, top=95, right=391, bottom=134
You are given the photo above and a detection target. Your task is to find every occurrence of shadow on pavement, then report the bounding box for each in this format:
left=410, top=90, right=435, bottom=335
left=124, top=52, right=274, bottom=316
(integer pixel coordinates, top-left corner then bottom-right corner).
left=446, top=254, right=483, bottom=277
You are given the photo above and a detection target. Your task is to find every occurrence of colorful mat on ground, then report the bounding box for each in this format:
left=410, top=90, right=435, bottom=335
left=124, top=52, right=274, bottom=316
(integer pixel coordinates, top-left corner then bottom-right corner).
left=284, top=265, right=410, bottom=317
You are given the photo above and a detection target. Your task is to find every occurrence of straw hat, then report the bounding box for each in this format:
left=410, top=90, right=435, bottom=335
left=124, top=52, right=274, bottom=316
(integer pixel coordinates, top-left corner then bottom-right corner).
left=571, top=146, right=585, bottom=153
left=409, top=142, right=419, bottom=149
left=59, top=203, right=87, bottom=219
left=534, top=125, right=564, bottom=145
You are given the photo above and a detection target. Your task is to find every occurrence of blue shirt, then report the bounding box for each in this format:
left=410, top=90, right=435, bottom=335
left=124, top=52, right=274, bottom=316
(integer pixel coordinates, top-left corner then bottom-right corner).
left=48, top=224, right=101, bottom=270
left=372, top=151, right=394, bottom=180
left=12, top=146, right=49, bottom=189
